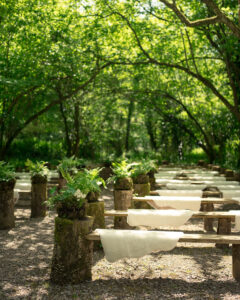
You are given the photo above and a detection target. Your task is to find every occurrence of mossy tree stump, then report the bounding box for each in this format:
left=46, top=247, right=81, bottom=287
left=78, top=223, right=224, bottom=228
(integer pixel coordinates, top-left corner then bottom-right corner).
left=225, top=169, right=234, bottom=178
left=202, top=187, right=221, bottom=232
left=114, top=177, right=133, bottom=229
left=212, top=165, right=221, bottom=172
left=198, top=160, right=205, bottom=166
left=216, top=218, right=231, bottom=249
left=147, top=170, right=156, bottom=190
left=50, top=216, right=93, bottom=284
left=133, top=174, right=151, bottom=209
left=0, top=179, right=16, bottom=230
left=87, top=200, right=105, bottom=229
left=31, top=175, right=47, bottom=218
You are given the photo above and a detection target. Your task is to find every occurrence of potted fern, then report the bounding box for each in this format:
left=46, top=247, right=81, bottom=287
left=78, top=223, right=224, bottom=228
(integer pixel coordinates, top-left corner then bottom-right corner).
left=0, top=162, right=16, bottom=229
left=131, top=160, right=152, bottom=209
left=108, top=160, right=133, bottom=229
left=25, top=159, right=49, bottom=218
left=146, top=160, right=158, bottom=190
left=48, top=169, right=96, bottom=284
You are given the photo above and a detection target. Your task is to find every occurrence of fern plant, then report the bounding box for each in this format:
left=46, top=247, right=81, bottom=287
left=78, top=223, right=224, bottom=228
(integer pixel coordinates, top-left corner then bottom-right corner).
left=25, top=159, right=49, bottom=177
left=0, top=161, right=16, bottom=182
left=58, top=156, right=85, bottom=177
left=131, top=159, right=156, bottom=178
left=47, top=168, right=105, bottom=209
left=108, top=160, right=133, bottom=184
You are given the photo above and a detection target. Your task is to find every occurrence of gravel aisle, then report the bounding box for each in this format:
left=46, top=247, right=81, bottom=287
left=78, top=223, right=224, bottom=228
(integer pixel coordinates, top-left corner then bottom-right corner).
left=0, top=187, right=240, bottom=299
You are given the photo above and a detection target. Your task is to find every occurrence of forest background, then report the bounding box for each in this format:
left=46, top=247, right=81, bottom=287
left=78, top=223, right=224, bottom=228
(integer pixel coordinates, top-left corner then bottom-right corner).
left=1, top=0, right=240, bottom=169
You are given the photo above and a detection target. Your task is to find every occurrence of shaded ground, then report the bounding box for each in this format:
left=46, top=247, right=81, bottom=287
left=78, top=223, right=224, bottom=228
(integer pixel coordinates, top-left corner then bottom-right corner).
left=0, top=186, right=240, bottom=299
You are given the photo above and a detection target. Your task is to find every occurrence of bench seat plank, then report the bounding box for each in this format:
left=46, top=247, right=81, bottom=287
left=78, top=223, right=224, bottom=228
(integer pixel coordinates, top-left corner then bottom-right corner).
left=104, top=210, right=236, bottom=220
left=134, top=196, right=238, bottom=205
left=86, top=231, right=240, bottom=244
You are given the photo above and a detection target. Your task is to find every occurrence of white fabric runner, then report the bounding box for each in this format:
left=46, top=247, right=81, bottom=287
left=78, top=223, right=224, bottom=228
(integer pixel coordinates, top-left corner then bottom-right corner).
left=222, top=191, right=240, bottom=198
left=166, top=184, right=207, bottom=190
left=97, top=229, right=184, bottom=262
left=229, top=210, right=240, bottom=231
left=155, top=190, right=203, bottom=197
left=127, top=209, right=194, bottom=227
left=146, top=196, right=201, bottom=211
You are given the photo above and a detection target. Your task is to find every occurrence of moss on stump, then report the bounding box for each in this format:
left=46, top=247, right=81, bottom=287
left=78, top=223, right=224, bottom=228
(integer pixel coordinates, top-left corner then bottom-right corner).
left=0, top=179, right=16, bottom=230
left=50, top=216, right=93, bottom=285
left=133, top=183, right=151, bottom=209
left=86, top=200, right=105, bottom=229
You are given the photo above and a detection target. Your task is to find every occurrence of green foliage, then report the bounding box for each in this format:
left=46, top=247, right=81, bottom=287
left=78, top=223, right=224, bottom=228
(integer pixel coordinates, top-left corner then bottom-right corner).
left=25, top=159, right=49, bottom=177
left=131, top=159, right=157, bottom=177
left=58, top=157, right=85, bottom=176
left=108, top=160, right=133, bottom=184
left=47, top=167, right=105, bottom=209
left=0, top=161, right=16, bottom=181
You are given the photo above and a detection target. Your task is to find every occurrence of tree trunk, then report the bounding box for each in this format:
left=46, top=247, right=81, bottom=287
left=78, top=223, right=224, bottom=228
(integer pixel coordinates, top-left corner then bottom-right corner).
left=114, top=190, right=133, bottom=229
left=125, top=98, right=134, bottom=152
left=31, top=176, right=47, bottom=218
left=50, top=216, right=93, bottom=284
left=0, top=180, right=15, bottom=229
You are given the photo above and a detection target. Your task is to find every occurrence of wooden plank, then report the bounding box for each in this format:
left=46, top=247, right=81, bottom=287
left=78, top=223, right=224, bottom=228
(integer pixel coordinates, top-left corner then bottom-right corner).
left=86, top=231, right=240, bottom=244
left=104, top=210, right=236, bottom=220
left=133, top=196, right=238, bottom=205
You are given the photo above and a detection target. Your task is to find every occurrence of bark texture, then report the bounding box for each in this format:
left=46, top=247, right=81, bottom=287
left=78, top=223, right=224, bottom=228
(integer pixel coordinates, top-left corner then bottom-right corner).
left=0, top=179, right=15, bottom=229
left=31, top=179, right=47, bottom=218
left=50, top=216, right=93, bottom=284
left=114, top=190, right=133, bottom=229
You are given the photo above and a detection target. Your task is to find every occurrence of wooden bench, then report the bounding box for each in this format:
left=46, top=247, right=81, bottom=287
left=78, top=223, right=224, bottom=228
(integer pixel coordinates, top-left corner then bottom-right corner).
left=86, top=231, right=240, bottom=281
left=134, top=196, right=238, bottom=205
left=104, top=209, right=236, bottom=220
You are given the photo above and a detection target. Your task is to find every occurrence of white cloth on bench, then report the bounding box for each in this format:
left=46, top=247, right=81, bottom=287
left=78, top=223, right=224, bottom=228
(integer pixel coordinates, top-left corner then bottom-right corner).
left=229, top=210, right=240, bottom=230
left=222, top=191, right=240, bottom=199
left=146, top=196, right=201, bottom=211
left=127, top=209, right=193, bottom=227
left=166, top=184, right=207, bottom=190
left=155, top=190, right=203, bottom=197
left=96, top=229, right=183, bottom=262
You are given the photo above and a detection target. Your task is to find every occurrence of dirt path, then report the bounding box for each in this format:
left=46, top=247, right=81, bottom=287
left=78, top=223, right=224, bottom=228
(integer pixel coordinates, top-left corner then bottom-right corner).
left=0, top=186, right=240, bottom=299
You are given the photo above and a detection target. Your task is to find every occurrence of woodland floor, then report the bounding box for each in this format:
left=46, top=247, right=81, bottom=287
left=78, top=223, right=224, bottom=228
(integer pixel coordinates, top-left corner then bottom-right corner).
left=1, top=186, right=240, bottom=299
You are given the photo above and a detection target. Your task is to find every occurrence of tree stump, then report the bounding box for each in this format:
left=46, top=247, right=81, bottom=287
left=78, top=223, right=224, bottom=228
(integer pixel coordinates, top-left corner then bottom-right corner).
left=133, top=183, right=151, bottom=209
left=114, top=190, right=133, bottom=229
left=148, top=171, right=156, bottom=191
left=212, top=165, right=221, bottom=172
left=31, top=175, right=47, bottom=218
left=225, top=169, right=234, bottom=178
left=0, top=179, right=16, bottom=230
left=232, top=244, right=240, bottom=281
left=198, top=160, right=205, bottom=166
left=216, top=218, right=231, bottom=249
left=87, top=200, right=105, bottom=229
left=50, top=216, right=93, bottom=284
left=201, top=203, right=215, bottom=232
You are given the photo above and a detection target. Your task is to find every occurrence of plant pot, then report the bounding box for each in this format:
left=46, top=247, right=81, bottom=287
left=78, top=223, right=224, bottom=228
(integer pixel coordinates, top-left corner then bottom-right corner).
left=114, top=177, right=133, bottom=190
left=56, top=200, right=87, bottom=220
left=86, top=191, right=100, bottom=203
left=0, top=178, right=16, bottom=229
left=132, top=174, right=149, bottom=184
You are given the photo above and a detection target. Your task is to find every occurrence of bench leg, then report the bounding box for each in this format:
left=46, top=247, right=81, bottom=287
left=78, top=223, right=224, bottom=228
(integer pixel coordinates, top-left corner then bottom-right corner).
left=216, top=218, right=231, bottom=249
left=232, top=244, right=240, bottom=281
left=201, top=203, right=214, bottom=232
